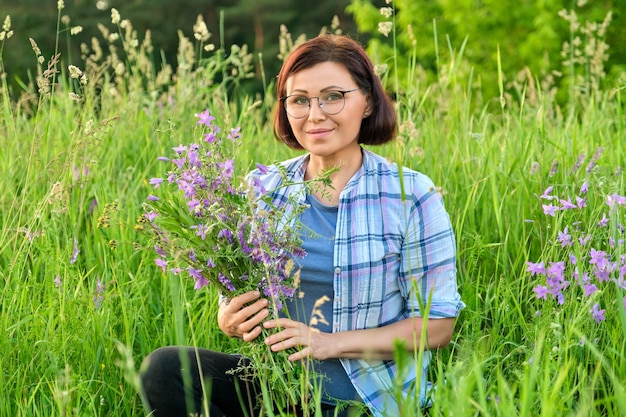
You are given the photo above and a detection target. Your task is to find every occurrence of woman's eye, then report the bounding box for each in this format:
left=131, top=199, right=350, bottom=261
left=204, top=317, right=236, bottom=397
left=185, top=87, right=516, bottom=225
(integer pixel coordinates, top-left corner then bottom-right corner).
left=323, top=92, right=343, bottom=102
left=292, top=96, right=309, bottom=106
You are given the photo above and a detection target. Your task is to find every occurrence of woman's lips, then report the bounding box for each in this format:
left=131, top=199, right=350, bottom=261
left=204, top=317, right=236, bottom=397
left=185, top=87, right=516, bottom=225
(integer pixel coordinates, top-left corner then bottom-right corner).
left=306, top=128, right=332, bottom=138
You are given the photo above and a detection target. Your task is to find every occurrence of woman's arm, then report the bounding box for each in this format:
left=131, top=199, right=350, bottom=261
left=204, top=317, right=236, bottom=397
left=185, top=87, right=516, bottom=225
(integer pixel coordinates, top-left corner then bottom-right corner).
left=263, top=315, right=455, bottom=361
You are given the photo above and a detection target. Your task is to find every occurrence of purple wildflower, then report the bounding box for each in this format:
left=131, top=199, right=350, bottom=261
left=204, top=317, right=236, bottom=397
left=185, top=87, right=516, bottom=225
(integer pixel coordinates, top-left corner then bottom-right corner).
left=89, top=198, right=98, bottom=214
left=204, top=132, right=218, bottom=143
left=145, top=211, right=158, bottom=222
left=549, top=160, right=558, bottom=177
left=591, top=303, right=606, bottom=323
left=586, top=146, right=604, bottom=173
left=227, top=127, right=242, bottom=140
left=187, top=199, right=200, bottom=213
left=557, top=227, right=573, bottom=247
left=149, top=178, right=163, bottom=188
left=155, top=258, right=167, bottom=272
left=173, top=144, right=188, bottom=154
left=218, top=229, right=234, bottom=244
left=526, top=261, right=545, bottom=276
left=195, top=109, right=215, bottom=127
left=154, top=245, right=167, bottom=258
left=190, top=223, right=207, bottom=240
left=580, top=181, right=588, bottom=194
left=157, top=156, right=170, bottom=162
left=533, top=285, right=548, bottom=300
left=589, top=248, right=609, bottom=270
left=189, top=267, right=208, bottom=289
left=94, top=278, right=104, bottom=309
left=571, top=154, right=585, bottom=173
left=576, top=196, right=586, bottom=208
left=559, top=198, right=576, bottom=210
left=540, top=186, right=554, bottom=200
left=218, top=272, right=236, bottom=292
left=218, top=159, right=235, bottom=179
left=147, top=195, right=159, bottom=201
left=256, top=163, right=269, bottom=174
left=70, top=238, right=79, bottom=264
left=579, top=234, right=591, bottom=245
left=607, top=193, right=626, bottom=208
left=54, top=274, right=62, bottom=288
left=583, top=282, right=598, bottom=296
left=542, top=204, right=559, bottom=216
left=172, top=158, right=186, bottom=169
left=252, top=177, right=267, bottom=194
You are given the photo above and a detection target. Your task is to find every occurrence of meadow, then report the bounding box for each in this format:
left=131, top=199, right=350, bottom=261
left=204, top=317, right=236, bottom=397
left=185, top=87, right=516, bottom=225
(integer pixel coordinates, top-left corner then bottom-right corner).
left=1, top=3, right=625, bottom=416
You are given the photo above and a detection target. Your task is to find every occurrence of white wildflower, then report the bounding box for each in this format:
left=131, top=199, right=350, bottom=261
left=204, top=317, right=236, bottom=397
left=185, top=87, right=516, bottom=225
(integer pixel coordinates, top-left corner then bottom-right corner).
left=58, top=0, right=64, bottom=10
left=380, top=7, right=393, bottom=18
left=69, top=92, right=81, bottom=102
left=70, top=26, right=83, bottom=35
left=111, top=8, right=120, bottom=25
left=68, top=65, right=83, bottom=79
left=378, top=21, right=393, bottom=37
left=193, top=15, right=210, bottom=42
left=1, top=15, right=13, bottom=40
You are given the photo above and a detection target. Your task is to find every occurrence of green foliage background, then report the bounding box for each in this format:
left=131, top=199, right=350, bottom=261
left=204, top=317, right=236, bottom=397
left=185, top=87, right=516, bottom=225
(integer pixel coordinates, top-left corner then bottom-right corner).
left=1, top=1, right=626, bottom=416
left=1, top=0, right=625, bottom=102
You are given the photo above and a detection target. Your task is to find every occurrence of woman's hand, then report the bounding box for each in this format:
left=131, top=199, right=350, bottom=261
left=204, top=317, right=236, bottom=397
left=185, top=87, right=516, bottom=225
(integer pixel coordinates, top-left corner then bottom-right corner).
left=263, top=318, right=335, bottom=361
left=218, top=291, right=269, bottom=342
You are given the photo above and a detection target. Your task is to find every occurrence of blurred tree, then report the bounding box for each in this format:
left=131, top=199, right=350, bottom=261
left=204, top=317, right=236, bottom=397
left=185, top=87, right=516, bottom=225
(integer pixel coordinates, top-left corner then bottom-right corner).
left=0, top=0, right=356, bottom=96
left=348, top=0, right=626, bottom=109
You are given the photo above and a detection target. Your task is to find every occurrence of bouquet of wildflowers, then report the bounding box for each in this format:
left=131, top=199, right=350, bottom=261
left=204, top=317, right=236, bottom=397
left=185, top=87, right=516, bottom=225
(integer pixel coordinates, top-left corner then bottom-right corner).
left=143, top=109, right=307, bottom=311
left=140, top=109, right=320, bottom=414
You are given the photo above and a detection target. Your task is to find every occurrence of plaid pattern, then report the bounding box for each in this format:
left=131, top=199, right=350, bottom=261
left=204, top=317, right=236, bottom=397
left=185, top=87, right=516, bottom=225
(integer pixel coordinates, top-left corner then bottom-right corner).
left=248, top=149, right=464, bottom=416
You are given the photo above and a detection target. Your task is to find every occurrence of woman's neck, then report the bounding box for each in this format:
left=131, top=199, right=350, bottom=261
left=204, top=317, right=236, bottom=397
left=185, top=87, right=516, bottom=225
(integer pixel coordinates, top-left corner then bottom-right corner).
left=304, top=151, right=363, bottom=206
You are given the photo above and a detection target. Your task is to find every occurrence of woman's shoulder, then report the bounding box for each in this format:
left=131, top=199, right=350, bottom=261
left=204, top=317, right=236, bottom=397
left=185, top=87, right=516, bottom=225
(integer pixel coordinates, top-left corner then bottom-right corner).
left=362, top=149, right=437, bottom=194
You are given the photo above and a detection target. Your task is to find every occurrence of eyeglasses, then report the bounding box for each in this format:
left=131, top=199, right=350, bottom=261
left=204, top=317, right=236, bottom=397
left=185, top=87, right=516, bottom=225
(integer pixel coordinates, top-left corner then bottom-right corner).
left=280, top=88, right=360, bottom=119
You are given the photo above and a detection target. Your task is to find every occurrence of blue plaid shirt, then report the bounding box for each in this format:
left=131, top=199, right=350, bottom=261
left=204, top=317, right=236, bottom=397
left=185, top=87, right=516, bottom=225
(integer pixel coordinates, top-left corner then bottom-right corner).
left=248, top=149, right=464, bottom=416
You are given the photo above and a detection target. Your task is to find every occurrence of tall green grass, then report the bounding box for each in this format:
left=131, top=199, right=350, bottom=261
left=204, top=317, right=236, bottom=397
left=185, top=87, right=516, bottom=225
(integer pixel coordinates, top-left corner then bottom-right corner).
left=1, top=4, right=625, bottom=416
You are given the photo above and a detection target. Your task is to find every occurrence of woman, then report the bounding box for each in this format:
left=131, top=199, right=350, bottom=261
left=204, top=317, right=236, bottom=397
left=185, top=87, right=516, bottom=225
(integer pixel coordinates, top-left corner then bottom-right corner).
left=140, top=34, right=464, bottom=417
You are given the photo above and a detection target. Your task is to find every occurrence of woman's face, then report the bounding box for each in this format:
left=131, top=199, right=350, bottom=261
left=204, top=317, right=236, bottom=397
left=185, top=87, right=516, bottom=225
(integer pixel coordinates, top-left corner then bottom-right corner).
left=284, top=61, right=371, bottom=160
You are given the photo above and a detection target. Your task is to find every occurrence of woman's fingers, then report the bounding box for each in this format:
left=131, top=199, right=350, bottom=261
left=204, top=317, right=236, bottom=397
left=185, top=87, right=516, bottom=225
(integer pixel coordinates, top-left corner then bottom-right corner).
left=219, top=291, right=269, bottom=338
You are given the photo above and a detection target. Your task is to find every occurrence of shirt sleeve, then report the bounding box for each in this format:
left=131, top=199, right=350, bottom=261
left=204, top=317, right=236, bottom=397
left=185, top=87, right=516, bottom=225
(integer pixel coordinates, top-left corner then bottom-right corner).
left=399, top=182, right=465, bottom=318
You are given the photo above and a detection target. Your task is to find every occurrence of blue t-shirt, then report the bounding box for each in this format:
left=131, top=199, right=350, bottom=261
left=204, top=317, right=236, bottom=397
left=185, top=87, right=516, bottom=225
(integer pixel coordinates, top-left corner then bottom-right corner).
left=282, top=194, right=360, bottom=404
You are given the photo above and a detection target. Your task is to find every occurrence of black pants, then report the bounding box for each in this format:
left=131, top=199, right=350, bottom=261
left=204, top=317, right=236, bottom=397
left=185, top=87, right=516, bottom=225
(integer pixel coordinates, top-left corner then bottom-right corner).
left=140, top=346, right=356, bottom=417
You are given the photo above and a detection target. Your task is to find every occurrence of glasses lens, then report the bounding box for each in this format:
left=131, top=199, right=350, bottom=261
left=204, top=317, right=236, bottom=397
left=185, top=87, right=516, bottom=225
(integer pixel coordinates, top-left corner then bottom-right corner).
left=318, top=91, right=345, bottom=115
left=284, top=96, right=309, bottom=118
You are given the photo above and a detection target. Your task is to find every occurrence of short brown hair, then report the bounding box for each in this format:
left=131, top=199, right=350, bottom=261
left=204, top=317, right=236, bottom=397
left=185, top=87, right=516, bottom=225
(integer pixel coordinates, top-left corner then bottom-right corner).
left=273, top=35, right=397, bottom=150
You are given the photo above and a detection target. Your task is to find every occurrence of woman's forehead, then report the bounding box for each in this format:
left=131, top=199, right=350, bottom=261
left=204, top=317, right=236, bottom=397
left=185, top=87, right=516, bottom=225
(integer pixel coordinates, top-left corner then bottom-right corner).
left=285, top=62, right=353, bottom=93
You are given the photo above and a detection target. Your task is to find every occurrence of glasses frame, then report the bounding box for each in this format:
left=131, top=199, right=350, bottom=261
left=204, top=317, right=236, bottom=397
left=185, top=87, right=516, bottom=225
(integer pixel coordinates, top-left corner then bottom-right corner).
left=280, top=88, right=360, bottom=119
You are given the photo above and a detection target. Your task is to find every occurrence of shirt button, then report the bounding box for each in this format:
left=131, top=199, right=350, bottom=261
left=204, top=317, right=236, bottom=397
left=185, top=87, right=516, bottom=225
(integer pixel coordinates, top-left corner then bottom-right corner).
left=334, top=267, right=341, bottom=274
